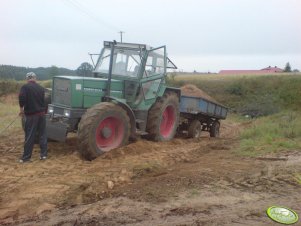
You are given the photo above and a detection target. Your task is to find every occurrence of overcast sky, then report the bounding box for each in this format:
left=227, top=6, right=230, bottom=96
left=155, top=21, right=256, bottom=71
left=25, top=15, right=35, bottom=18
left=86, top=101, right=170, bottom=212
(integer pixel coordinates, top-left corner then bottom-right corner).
left=1, top=0, right=300, bottom=72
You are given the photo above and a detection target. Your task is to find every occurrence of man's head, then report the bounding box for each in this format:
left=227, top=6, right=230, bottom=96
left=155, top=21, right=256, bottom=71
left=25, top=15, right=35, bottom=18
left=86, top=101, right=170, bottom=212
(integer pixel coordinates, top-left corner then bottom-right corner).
left=26, top=72, right=37, bottom=81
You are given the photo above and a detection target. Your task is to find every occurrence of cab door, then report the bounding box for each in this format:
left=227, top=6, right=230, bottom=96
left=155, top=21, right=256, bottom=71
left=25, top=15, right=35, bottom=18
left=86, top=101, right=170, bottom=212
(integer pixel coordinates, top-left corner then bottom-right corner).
left=140, top=46, right=166, bottom=101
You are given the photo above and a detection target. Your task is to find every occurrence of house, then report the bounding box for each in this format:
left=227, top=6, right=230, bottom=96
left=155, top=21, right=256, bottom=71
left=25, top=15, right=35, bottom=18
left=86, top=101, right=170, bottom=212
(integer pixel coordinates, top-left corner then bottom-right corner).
left=260, top=66, right=283, bottom=73
left=219, top=66, right=283, bottom=74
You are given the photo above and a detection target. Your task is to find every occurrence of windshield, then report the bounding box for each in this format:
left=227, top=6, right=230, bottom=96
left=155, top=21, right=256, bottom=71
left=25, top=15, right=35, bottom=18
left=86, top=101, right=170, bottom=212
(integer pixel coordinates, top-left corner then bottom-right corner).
left=95, top=48, right=142, bottom=78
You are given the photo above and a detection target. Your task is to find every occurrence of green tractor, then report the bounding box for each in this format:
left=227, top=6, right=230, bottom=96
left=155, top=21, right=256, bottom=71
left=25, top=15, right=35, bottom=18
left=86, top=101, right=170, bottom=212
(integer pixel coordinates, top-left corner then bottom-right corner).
left=47, top=41, right=179, bottom=160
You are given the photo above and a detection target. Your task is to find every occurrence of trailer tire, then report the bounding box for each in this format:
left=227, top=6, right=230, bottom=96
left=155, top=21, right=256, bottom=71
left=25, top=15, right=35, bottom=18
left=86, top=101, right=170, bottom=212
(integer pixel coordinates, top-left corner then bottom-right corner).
left=78, top=102, right=130, bottom=160
left=188, top=120, right=202, bottom=138
left=210, top=121, right=220, bottom=137
left=146, top=92, right=179, bottom=141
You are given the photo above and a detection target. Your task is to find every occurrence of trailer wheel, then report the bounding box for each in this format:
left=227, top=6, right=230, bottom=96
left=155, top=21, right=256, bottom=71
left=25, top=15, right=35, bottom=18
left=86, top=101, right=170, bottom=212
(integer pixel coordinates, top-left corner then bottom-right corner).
left=78, top=102, right=130, bottom=160
left=210, top=121, right=220, bottom=137
left=146, top=92, right=179, bottom=141
left=188, top=120, right=202, bottom=138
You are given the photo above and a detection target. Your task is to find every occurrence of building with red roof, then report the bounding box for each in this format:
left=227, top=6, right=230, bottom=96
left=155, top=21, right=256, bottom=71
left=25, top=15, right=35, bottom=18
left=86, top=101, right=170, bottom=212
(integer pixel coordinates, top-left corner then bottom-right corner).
left=219, top=66, right=283, bottom=74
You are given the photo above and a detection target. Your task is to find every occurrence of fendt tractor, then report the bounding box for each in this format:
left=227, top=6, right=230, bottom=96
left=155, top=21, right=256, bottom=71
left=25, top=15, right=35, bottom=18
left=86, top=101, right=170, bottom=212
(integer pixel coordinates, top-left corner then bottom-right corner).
left=46, top=41, right=228, bottom=160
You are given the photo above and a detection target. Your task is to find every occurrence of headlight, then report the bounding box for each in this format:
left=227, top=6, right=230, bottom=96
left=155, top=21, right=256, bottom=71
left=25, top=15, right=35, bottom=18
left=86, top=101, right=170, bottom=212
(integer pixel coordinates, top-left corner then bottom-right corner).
left=63, top=109, right=71, bottom=117
left=48, top=106, right=54, bottom=114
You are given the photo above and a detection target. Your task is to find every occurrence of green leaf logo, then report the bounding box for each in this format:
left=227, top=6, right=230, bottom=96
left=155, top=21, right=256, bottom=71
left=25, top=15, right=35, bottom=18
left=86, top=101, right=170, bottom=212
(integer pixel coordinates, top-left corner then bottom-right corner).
left=267, top=206, right=299, bottom=224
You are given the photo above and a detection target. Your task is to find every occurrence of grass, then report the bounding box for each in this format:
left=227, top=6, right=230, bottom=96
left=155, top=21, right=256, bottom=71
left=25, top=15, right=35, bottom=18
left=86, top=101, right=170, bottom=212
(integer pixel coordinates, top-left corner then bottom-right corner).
left=0, top=79, right=51, bottom=97
left=236, top=112, right=301, bottom=157
left=0, top=80, right=24, bottom=96
left=0, top=79, right=50, bottom=138
left=167, top=73, right=301, bottom=115
left=0, top=97, right=21, bottom=135
left=169, top=72, right=301, bottom=157
left=172, top=72, right=301, bottom=82
left=40, top=80, right=52, bottom=88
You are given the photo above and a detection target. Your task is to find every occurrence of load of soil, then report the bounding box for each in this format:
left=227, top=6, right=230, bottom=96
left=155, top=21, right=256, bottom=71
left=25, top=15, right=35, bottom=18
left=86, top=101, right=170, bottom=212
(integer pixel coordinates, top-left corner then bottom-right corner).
left=180, top=84, right=219, bottom=104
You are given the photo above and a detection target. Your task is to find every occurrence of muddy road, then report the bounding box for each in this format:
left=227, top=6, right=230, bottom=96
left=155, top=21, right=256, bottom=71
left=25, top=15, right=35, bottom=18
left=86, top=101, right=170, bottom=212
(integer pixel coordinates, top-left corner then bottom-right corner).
left=0, top=115, right=300, bottom=225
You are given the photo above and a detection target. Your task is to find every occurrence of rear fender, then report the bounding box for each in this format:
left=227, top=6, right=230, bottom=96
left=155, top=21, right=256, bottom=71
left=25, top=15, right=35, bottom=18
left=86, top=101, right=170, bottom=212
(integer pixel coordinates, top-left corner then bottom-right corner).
left=157, top=86, right=181, bottom=102
left=165, top=87, right=181, bottom=99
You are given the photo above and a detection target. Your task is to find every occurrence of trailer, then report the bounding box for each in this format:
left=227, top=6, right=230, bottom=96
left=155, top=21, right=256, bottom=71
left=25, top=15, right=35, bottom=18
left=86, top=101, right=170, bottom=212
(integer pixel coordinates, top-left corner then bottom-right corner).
left=178, top=95, right=228, bottom=138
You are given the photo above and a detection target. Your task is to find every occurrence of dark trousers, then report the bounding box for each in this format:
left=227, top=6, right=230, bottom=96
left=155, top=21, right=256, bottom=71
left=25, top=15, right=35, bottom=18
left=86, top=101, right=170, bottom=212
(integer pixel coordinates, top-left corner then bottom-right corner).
left=22, top=114, right=47, bottom=160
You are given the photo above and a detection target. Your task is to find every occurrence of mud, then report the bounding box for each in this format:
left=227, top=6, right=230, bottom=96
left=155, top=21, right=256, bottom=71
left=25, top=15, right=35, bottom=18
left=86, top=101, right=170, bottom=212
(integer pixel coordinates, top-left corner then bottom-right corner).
left=0, top=99, right=300, bottom=225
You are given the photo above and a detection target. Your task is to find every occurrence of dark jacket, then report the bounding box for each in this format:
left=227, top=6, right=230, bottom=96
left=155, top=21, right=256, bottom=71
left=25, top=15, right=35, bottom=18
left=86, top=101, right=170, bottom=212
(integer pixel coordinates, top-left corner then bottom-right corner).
left=19, top=81, right=45, bottom=115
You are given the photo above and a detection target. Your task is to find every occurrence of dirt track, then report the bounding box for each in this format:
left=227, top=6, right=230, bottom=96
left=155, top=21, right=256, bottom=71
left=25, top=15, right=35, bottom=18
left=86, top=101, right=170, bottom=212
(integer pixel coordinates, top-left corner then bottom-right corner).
left=0, top=117, right=300, bottom=225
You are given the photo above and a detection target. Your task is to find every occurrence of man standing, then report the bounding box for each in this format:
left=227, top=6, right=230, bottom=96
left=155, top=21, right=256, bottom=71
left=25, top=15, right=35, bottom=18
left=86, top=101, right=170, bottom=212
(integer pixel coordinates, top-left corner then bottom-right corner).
left=19, top=72, right=47, bottom=163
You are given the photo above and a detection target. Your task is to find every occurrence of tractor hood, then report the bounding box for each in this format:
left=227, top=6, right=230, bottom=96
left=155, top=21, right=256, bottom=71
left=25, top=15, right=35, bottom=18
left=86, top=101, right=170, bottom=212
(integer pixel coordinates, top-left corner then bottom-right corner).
left=52, top=75, right=123, bottom=108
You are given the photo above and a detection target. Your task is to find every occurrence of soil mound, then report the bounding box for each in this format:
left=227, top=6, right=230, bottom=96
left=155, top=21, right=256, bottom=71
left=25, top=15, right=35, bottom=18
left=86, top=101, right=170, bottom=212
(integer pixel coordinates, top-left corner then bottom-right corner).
left=180, top=84, right=218, bottom=103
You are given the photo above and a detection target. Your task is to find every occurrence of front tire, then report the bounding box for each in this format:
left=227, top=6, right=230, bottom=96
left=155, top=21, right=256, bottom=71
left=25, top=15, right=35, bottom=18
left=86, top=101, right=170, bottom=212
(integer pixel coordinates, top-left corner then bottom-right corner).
left=146, top=92, right=179, bottom=141
left=78, top=102, right=130, bottom=160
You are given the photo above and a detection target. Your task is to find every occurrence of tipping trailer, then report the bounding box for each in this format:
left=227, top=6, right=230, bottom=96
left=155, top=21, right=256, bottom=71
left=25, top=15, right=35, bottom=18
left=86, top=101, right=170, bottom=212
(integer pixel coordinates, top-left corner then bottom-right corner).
left=46, top=41, right=228, bottom=160
left=178, top=95, right=228, bottom=138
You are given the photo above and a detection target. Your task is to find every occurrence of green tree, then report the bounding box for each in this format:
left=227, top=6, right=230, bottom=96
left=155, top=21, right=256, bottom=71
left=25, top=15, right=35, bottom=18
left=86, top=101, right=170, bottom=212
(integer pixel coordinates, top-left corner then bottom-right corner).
left=76, top=62, right=93, bottom=77
left=284, top=62, right=292, bottom=72
left=49, top=65, right=59, bottom=78
left=0, top=65, right=76, bottom=80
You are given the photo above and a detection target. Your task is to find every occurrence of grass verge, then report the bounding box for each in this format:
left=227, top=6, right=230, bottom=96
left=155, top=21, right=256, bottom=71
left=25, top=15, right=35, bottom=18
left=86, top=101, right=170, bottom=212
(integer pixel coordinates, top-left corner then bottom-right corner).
left=0, top=95, right=21, bottom=135
left=0, top=79, right=51, bottom=97
left=167, top=73, right=301, bottom=116
left=235, top=111, right=301, bottom=157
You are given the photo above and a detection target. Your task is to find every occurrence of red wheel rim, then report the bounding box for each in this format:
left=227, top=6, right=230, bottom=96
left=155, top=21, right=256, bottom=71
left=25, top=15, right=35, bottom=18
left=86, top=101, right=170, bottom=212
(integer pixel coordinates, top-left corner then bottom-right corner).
left=95, top=116, right=124, bottom=152
left=160, top=105, right=176, bottom=138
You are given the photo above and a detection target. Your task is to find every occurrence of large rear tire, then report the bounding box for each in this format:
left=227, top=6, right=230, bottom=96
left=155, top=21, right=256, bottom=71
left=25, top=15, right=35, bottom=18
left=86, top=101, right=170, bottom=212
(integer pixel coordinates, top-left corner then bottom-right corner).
left=78, top=102, right=130, bottom=160
left=188, top=120, right=202, bottom=138
left=146, top=92, right=179, bottom=141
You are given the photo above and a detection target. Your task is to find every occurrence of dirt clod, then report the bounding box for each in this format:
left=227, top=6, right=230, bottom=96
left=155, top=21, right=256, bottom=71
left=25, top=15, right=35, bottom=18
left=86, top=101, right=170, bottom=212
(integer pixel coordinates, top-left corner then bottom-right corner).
left=107, top=181, right=114, bottom=189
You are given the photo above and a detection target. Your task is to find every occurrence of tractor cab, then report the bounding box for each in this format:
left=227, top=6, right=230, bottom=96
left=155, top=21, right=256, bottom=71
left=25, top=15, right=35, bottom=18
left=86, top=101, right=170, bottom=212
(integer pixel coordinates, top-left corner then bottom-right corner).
left=93, top=41, right=177, bottom=106
left=94, top=41, right=176, bottom=80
